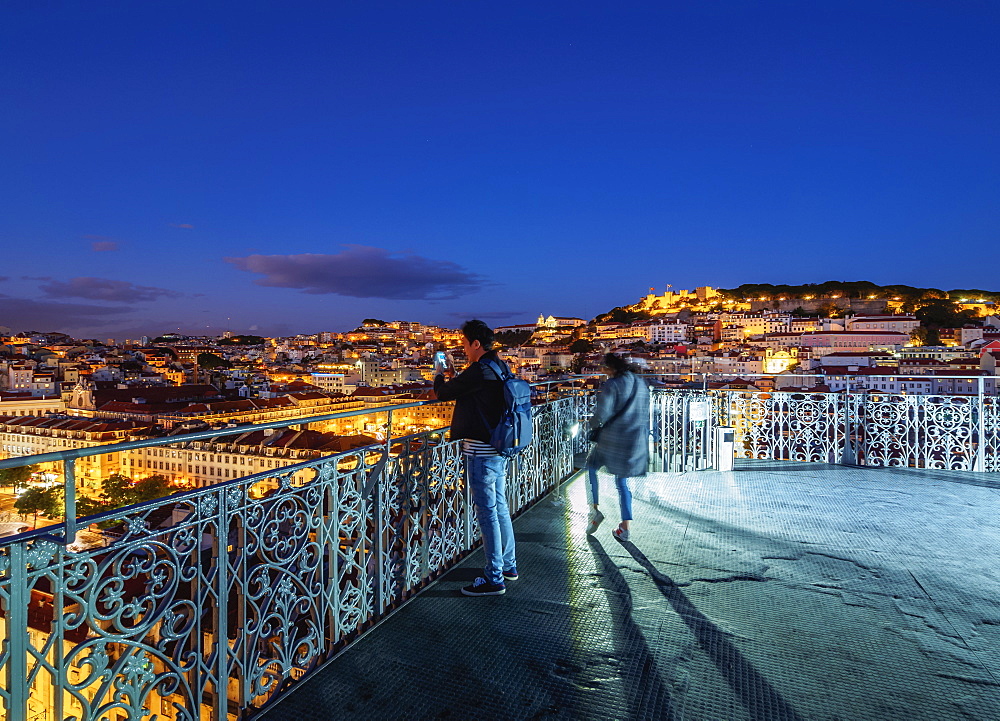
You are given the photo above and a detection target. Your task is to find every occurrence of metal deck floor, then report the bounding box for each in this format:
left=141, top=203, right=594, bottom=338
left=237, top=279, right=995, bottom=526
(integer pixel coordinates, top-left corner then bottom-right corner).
left=260, top=460, right=1000, bottom=720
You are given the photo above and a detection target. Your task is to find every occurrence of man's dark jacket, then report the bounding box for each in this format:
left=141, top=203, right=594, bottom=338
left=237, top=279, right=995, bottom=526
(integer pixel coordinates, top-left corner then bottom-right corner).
left=434, top=350, right=508, bottom=443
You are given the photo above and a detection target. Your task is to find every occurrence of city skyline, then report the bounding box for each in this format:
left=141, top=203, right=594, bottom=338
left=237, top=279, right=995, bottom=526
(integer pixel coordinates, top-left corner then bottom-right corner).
left=2, top=2, right=998, bottom=339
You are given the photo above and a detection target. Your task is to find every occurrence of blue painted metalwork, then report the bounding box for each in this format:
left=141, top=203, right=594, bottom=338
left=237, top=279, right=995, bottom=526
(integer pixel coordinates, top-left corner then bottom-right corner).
left=1, top=381, right=995, bottom=719
left=649, top=387, right=1000, bottom=472
left=0, top=392, right=593, bottom=720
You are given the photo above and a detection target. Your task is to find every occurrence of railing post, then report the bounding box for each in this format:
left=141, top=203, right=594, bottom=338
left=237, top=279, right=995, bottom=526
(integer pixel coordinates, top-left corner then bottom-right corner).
left=63, top=458, right=77, bottom=544
left=52, top=547, right=67, bottom=721
left=463, top=457, right=473, bottom=552
left=840, top=387, right=857, bottom=465
left=215, top=488, right=230, bottom=721
left=7, top=542, right=29, bottom=721
left=384, top=408, right=393, bottom=458
left=373, top=408, right=392, bottom=615
left=681, top=396, right=690, bottom=472
left=975, top=376, right=986, bottom=473
left=419, top=438, right=430, bottom=581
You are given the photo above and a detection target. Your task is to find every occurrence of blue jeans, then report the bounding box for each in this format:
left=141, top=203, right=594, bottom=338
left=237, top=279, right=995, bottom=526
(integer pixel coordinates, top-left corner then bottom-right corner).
left=467, top=454, right=516, bottom=585
left=587, top=463, right=633, bottom=522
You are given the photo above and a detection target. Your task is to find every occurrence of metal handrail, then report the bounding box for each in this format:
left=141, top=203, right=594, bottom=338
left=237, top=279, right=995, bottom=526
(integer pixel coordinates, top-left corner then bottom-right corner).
left=0, top=400, right=430, bottom=470
left=0, top=377, right=597, bottom=472
left=637, top=371, right=994, bottom=381
left=0, top=392, right=594, bottom=720
left=0, top=378, right=596, bottom=544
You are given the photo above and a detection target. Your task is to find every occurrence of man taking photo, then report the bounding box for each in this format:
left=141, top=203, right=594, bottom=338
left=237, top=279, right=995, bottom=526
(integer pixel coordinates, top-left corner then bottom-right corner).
left=434, top=319, right=518, bottom=596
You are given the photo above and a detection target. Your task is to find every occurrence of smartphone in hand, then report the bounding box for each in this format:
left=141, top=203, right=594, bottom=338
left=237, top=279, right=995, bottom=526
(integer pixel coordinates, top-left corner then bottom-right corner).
left=433, top=351, right=449, bottom=375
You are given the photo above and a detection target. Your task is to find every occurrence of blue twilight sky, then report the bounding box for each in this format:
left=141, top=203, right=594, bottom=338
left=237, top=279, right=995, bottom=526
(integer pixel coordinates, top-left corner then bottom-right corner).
left=1, top=1, right=998, bottom=340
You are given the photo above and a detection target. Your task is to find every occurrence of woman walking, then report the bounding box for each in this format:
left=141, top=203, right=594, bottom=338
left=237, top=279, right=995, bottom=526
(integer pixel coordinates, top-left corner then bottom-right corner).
left=586, top=353, right=650, bottom=541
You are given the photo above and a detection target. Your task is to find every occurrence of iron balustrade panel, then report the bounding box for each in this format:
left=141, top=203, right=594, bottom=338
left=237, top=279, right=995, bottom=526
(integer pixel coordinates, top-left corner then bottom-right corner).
left=855, top=394, right=979, bottom=471
left=985, top=397, right=1000, bottom=472
left=0, top=488, right=232, bottom=721
left=0, top=397, right=582, bottom=721
left=508, top=398, right=575, bottom=512
left=730, top=391, right=848, bottom=464
left=649, top=388, right=994, bottom=472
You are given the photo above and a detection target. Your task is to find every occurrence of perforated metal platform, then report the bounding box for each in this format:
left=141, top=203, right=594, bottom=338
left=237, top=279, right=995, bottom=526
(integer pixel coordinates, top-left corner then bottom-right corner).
left=260, top=460, right=1000, bottom=720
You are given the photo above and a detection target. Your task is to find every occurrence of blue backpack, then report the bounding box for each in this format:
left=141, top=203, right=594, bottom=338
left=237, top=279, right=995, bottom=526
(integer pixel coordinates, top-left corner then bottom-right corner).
left=478, top=357, right=533, bottom=457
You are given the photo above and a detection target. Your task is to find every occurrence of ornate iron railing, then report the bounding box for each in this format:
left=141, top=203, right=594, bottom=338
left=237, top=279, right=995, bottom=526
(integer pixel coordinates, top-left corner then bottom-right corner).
left=2, top=382, right=996, bottom=720
left=650, top=388, right=1000, bottom=472
left=0, top=392, right=592, bottom=721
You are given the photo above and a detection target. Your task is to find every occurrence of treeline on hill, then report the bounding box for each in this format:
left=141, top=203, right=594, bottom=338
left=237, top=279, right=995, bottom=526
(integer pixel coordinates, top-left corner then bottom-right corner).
left=716, top=281, right=999, bottom=302
left=593, top=307, right=652, bottom=325
left=217, top=335, right=265, bottom=346
left=495, top=329, right=534, bottom=347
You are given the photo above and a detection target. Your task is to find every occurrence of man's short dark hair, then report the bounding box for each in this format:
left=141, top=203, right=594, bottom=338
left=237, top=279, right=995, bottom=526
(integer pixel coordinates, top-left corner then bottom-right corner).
left=461, top=319, right=495, bottom=350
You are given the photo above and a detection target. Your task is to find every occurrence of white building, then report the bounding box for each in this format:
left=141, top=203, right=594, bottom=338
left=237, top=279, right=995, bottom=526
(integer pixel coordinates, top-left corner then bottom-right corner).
left=798, top=331, right=909, bottom=351
left=645, top=320, right=689, bottom=344
left=846, top=315, right=919, bottom=334
left=309, top=373, right=346, bottom=393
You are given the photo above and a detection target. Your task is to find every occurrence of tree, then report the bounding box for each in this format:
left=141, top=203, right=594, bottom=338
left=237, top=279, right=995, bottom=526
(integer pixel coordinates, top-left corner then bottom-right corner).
left=593, top=306, right=651, bottom=324
left=817, top=302, right=843, bottom=318
left=569, top=338, right=595, bottom=354
left=218, top=335, right=265, bottom=346
left=948, top=288, right=999, bottom=303
left=15, top=486, right=62, bottom=524
left=76, top=495, right=108, bottom=516
left=95, top=473, right=174, bottom=510
left=197, top=352, right=231, bottom=369
left=131, top=475, right=172, bottom=504
left=0, top=465, right=36, bottom=493
left=100, top=473, right=135, bottom=508
left=915, top=301, right=977, bottom=329
left=495, top=329, right=533, bottom=347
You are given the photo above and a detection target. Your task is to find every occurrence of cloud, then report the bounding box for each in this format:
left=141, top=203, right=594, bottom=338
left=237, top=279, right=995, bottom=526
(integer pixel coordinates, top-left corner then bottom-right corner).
left=0, top=297, right=130, bottom=332
left=91, top=241, right=119, bottom=252
left=224, top=245, right=489, bottom=300
left=169, top=223, right=194, bottom=229
left=0, top=277, right=8, bottom=282
left=39, top=277, right=183, bottom=303
left=22, top=276, right=52, bottom=281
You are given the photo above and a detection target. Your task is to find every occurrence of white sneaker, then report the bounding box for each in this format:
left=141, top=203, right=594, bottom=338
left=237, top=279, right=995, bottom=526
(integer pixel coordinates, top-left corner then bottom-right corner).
left=586, top=510, right=605, bottom=535
left=613, top=525, right=630, bottom=542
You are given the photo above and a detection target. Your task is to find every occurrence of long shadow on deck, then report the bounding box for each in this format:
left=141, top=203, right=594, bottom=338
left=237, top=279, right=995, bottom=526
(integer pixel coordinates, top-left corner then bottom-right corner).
left=258, top=480, right=683, bottom=720
left=259, top=461, right=1000, bottom=720
left=614, top=538, right=805, bottom=721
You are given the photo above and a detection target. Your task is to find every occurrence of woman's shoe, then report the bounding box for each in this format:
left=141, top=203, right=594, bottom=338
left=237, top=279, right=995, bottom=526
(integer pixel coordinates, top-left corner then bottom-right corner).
left=612, top=525, right=630, bottom=543
left=586, top=510, right=605, bottom=535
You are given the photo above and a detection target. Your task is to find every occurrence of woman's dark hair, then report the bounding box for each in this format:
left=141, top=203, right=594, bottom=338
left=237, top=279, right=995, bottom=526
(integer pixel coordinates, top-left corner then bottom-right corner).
left=462, top=319, right=495, bottom=351
left=603, top=352, right=635, bottom=376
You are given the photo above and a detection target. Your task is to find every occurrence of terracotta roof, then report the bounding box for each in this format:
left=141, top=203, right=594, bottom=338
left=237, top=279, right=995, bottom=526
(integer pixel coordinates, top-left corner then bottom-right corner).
left=849, top=315, right=917, bottom=321
left=824, top=351, right=891, bottom=357
left=802, top=331, right=909, bottom=336
left=820, top=366, right=891, bottom=375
